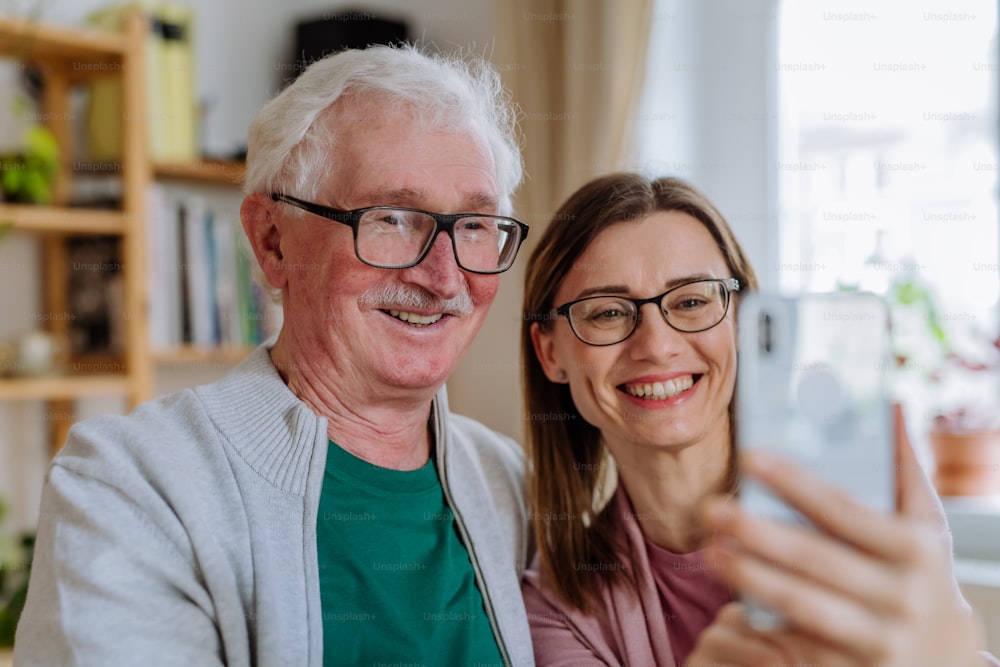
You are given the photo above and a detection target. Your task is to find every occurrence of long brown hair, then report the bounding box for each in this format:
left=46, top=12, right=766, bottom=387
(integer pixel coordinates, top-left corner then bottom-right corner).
left=521, top=173, right=758, bottom=612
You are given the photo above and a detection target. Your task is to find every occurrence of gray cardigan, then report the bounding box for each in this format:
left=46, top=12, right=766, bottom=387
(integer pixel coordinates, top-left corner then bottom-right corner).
left=14, top=345, right=534, bottom=666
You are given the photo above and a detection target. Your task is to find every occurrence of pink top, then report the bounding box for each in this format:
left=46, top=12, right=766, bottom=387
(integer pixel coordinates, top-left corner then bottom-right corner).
left=646, top=526, right=731, bottom=661
left=522, top=487, right=1000, bottom=666
left=521, top=486, right=731, bottom=666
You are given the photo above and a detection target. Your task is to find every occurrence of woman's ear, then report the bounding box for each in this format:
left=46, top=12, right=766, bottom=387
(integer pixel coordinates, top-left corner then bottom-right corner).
left=531, top=322, right=570, bottom=384
left=241, top=194, right=287, bottom=290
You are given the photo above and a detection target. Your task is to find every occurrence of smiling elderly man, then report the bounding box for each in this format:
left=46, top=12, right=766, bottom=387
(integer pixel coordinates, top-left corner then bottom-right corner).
left=15, top=46, right=533, bottom=667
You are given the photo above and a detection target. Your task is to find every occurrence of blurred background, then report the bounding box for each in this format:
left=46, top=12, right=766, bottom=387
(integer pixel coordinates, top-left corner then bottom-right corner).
left=0, top=0, right=998, bottom=652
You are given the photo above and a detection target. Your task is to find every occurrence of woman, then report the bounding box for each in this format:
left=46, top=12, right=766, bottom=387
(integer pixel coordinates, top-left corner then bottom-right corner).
left=520, top=173, right=992, bottom=666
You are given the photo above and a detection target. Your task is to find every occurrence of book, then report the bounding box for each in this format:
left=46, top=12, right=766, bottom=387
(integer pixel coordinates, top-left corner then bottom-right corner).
left=176, top=198, right=191, bottom=344
left=147, top=191, right=275, bottom=350
left=146, top=183, right=177, bottom=349
left=180, top=195, right=213, bottom=346
left=159, top=3, right=196, bottom=161
left=85, top=2, right=196, bottom=162
left=214, top=214, right=249, bottom=347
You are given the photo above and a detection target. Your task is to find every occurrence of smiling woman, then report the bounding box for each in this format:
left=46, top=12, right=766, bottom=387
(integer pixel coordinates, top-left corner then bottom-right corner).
left=520, top=172, right=996, bottom=667
left=520, top=173, right=756, bottom=665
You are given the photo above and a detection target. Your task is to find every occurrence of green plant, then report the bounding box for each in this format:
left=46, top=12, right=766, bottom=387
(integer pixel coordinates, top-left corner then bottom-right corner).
left=0, top=96, right=60, bottom=205
left=0, top=128, right=59, bottom=205
left=887, top=278, right=948, bottom=354
left=884, top=276, right=1000, bottom=433
left=0, top=497, right=32, bottom=647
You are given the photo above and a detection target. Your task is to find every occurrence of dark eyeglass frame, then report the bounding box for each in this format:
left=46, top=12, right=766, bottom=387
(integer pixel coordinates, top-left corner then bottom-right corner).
left=270, top=193, right=529, bottom=275
left=552, top=278, right=741, bottom=346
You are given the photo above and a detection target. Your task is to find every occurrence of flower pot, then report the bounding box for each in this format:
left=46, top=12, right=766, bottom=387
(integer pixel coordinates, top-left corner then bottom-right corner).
left=930, top=428, right=1000, bottom=496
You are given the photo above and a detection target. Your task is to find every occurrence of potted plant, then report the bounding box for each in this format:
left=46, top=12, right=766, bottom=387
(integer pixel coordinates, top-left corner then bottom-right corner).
left=886, top=277, right=1000, bottom=496
left=926, top=337, right=1000, bottom=497
left=0, top=496, right=32, bottom=647
left=0, top=96, right=59, bottom=205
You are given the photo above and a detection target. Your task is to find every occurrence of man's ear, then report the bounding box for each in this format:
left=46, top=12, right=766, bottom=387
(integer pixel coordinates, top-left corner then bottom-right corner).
left=241, top=193, right=287, bottom=290
left=530, top=322, right=569, bottom=383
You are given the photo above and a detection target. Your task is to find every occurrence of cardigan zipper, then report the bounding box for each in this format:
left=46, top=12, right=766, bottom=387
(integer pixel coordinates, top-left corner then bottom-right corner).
left=435, top=424, right=514, bottom=667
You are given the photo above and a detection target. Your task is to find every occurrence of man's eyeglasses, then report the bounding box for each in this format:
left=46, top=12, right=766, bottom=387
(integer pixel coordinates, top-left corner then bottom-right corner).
left=270, top=193, right=529, bottom=274
left=552, top=278, right=741, bottom=346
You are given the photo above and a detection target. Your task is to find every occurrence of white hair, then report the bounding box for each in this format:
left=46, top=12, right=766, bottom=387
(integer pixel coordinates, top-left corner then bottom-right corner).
left=243, top=44, right=523, bottom=214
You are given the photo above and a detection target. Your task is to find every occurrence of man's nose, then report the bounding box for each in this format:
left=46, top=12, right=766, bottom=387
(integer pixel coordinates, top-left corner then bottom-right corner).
left=397, top=231, right=463, bottom=299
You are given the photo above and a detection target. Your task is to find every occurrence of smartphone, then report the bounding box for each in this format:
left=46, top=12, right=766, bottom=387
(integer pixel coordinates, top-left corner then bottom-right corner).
left=736, top=291, right=896, bottom=630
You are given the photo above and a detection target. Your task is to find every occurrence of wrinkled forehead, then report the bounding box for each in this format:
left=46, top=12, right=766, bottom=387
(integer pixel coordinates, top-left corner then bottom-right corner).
left=312, top=89, right=509, bottom=213
left=313, top=95, right=498, bottom=210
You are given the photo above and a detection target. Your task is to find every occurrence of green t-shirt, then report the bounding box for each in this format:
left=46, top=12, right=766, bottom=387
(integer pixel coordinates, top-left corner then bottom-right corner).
left=317, top=440, right=504, bottom=667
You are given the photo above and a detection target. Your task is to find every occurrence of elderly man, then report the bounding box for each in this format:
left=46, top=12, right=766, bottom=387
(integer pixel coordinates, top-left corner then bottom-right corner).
left=15, top=46, right=533, bottom=666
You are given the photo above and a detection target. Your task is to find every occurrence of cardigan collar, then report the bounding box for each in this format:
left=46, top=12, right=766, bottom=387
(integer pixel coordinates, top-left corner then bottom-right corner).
left=195, top=342, right=451, bottom=497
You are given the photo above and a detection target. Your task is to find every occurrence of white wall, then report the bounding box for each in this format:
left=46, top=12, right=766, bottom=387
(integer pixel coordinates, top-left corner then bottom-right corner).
left=634, top=0, right=781, bottom=290
left=16, top=0, right=497, bottom=155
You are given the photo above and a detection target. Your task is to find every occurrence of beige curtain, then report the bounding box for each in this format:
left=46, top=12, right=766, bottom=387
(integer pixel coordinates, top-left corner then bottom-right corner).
left=495, top=0, right=655, bottom=234
left=447, top=0, right=654, bottom=440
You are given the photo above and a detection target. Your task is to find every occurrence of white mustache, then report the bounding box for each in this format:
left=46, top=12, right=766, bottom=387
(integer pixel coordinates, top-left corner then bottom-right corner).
left=358, top=284, right=474, bottom=316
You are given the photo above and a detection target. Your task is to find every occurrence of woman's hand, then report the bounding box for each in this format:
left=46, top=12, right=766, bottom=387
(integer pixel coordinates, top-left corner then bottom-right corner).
left=702, top=408, right=985, bottom=667
left=686, top=602, right=864, bottom=667
left=684, top=602, right=790, bottom=667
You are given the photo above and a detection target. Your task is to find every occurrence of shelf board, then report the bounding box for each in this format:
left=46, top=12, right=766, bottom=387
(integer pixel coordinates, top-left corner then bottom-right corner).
left=153, top=345, right=253, bottom=366
left=0, top=13, right=126, bottom=65
left=0, top=203, right=126, bottom=234
left=0, top=374, right=130, bottom=400
left=154, top=160, right=245, bottom=185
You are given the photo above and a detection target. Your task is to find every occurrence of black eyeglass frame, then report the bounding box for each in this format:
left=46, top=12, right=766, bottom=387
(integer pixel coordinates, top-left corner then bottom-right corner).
left=552, top=277, right=741, bottom=346
left=270, top=192, right=529, bottom=275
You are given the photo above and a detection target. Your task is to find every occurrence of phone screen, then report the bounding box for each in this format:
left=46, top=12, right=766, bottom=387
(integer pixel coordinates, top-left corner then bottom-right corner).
left=736, top=291, right=896, bottom=627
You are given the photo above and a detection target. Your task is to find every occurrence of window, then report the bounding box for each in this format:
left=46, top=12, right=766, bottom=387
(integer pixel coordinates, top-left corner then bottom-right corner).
left=777, top=1, right=999, bottom=422
left=636, top=0, right=999, bottom=452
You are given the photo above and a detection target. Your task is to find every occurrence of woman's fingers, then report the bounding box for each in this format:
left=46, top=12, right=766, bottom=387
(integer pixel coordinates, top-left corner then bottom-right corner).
left=705, top=499, right=909, bottom=616
left=685, top=603, right=793, bottom=667
left=892, top=404, right=953, bottom=551
left=702, top=438, right=986, bottom=667
left=707, top=532, right=885, bottom=657
left=737, top=449, right=920, bottom=564
left=690, top=602, right=866, bottom=667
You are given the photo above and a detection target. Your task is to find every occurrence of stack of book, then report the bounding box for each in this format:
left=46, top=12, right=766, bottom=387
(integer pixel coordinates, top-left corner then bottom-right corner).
left=147, top=185, right=280, bottom=350
left=87, top=1, right=197, bottom=163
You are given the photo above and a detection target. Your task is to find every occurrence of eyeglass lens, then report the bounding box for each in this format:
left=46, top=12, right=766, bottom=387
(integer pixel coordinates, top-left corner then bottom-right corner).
left=355, top=209, right=520, bottom=272
left=568, top=280, right=731, bottom=345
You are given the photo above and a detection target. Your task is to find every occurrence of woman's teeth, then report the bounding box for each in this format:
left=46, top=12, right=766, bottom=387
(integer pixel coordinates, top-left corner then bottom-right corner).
left=625, top=375, right=694, bottom=399
left=388, top=309, right=444, bottom=327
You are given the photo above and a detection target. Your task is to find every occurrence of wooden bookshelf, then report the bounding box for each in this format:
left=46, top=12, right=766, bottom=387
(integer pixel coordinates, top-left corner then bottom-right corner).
left=154, top=160, right=245, bottom=185
left=153, top=345, right=254, bottom=365
left=0, top=203, right=126, bottom=234
left=0, top=9, right=150, bottom=455
left=1, top=12, right=256, bottom=457
left=0, top=375, right=130, bottom=401
left=69, top=159, right=246, bottom=186
left=0, top=13, right=126, bottom=64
